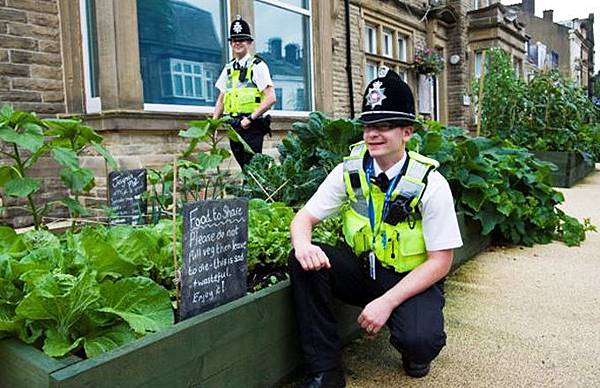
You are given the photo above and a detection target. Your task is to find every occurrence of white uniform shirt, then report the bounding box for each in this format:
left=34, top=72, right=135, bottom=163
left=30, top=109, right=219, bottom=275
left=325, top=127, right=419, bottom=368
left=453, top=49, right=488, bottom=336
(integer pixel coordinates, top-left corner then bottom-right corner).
left=304, top=154, right=464, bottom=252
left=215, top=53, right=273, bottom=93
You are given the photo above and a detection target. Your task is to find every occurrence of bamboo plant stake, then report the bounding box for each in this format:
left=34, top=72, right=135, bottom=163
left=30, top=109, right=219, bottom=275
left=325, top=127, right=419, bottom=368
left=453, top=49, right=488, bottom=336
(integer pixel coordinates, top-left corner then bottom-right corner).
left=172, top=156, right=180, bottom=319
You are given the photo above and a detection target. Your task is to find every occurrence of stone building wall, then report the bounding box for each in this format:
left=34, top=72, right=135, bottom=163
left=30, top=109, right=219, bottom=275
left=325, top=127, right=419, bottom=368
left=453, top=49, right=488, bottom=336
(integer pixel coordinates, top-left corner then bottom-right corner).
left=446, top=0, right=471, bottom=129
left=0, top=0, right=70, bottom=227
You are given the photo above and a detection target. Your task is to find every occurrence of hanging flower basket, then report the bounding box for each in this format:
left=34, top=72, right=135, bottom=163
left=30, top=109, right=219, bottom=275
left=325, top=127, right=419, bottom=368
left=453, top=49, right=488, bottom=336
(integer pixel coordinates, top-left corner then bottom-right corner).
left=414, top=47, right=445, bottom=76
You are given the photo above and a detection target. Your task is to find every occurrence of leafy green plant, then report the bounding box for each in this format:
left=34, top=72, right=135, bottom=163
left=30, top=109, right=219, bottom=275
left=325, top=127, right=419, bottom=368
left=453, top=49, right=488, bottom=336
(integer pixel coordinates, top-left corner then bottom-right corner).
left=246, top=199, right=343, bottom=290
left=44, top=117, right=118, bottom=220
left=0, top=105, right=118, bottom=229
left=148, top=117, right=251, bottom=223
left=0, top=106, right=48, bottom=228
left=229, top=112, right=363, bottom=207
left=474, top=49, right=600, bottom=160
left=409, top=120, right=594, bottom=246
left=0, top=224, right=175, bottom=358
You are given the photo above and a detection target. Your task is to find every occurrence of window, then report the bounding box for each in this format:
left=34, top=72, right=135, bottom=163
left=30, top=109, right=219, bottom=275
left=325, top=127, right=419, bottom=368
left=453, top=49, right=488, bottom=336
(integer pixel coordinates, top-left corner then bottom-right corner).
left=137, top=0, right=226, bottom=107
left=398, top=71, right=407, bottom=82
left=365, top=61, right=378, bottom=83
left=274, top=88, right=283, bottom=110
left=383, top=30, right=393, bottom=58
left=398, top=35, right=407, bottom=62
left=475, top=50, right=484, bottom=78
left=254, top=0, right=312, bottom=111
left=80, top=0, right=101, bottom=112
left=365, top=24, right=377, bottom=54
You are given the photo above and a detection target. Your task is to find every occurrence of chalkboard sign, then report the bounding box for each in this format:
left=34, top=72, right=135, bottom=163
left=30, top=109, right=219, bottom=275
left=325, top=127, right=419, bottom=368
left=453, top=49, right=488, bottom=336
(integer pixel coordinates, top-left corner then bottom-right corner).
left=108, top=169, right=147, bottom=225
left=180, top=198, right=248, bottom=320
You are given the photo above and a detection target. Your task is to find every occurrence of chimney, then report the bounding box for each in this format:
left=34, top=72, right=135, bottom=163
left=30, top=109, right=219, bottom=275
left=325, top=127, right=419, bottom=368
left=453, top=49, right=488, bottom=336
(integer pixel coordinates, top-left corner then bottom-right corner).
left=284, top=43, right=300, bottom=65
left=543, top=9, right=553, bottom=22
left=268, top=38, right=282, bottom=60
left=522, top=0, right=534, bottom=15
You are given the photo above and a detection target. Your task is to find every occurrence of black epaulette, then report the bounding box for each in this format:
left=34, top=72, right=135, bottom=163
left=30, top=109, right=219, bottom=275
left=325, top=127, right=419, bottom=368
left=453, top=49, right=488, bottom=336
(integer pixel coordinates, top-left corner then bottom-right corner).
left=252, top=55, right=263, bottom=65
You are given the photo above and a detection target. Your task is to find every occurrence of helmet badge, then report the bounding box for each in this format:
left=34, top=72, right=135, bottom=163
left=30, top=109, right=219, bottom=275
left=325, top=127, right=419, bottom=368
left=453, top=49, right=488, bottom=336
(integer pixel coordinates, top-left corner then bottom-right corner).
left=366, top=81, right=386, bottom=109
left=233, top=22, right=243, bottom=34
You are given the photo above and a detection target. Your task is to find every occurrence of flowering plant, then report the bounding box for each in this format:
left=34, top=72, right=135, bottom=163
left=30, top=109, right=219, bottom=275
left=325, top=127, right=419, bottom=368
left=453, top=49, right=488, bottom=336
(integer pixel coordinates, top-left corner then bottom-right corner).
left=414, top=47, right=445, bottom=75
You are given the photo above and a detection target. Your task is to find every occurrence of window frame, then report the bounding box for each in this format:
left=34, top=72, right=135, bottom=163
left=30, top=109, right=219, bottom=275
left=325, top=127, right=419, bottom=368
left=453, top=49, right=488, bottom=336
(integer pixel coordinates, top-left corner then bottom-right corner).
left=382, top=29, right=393, bottom=58
left=254, top=0, right=315, bottom=115
left=397, top=35, right=407, bottom=62
left=80, top=0, right=101, bottom=113
left=365, top=24, right=377, bottom=54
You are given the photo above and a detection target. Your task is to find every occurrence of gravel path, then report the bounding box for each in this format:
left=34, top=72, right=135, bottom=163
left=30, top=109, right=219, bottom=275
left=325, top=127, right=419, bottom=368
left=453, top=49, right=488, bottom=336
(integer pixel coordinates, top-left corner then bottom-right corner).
left=336, top=167, right=600, bottom=387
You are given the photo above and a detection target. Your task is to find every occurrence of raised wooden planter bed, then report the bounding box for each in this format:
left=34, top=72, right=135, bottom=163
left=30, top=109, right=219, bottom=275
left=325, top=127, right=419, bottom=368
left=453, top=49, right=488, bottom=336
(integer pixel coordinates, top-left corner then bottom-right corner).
left=452, top=212, right=490, bottom=270
left=532, top=151, right=595, bottom=188
left=0, top=281, right=360, bottom=388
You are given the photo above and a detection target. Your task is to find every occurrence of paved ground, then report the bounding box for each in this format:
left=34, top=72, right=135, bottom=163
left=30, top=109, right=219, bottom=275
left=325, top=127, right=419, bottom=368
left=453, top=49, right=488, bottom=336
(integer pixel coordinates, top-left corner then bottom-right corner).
left=296, top=166, right=600, bottom=387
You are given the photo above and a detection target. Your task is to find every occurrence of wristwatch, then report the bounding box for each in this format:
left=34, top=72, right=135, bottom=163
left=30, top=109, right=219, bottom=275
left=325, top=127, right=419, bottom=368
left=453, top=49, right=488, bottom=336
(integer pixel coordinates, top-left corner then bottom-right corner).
left=247, top=115, right=254, bottom=122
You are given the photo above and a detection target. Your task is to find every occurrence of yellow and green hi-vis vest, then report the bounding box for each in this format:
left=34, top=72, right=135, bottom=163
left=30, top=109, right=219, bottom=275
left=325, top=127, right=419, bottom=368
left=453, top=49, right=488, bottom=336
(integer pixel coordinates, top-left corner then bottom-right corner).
left=223, top=56, right=264, bottom=115
left=342, top=142, right=440, bottom=273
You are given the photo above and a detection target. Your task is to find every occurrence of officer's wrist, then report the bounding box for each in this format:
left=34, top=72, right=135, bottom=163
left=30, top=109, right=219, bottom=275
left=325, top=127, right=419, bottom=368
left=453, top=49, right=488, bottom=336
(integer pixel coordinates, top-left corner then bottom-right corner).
left=247, top=114, right=254, bottom=122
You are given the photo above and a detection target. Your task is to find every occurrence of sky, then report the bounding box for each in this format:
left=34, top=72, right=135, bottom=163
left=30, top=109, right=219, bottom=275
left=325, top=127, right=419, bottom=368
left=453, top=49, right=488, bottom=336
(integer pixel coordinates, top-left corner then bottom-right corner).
left=500, top=0, right=600, bottom=73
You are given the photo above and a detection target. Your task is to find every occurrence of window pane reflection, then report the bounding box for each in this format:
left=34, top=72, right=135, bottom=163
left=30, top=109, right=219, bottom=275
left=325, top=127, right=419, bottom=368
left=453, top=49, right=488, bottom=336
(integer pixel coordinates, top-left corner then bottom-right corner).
left=254, top=1, right=312, bottom=111
left=137, top=0, right=226, bottom=105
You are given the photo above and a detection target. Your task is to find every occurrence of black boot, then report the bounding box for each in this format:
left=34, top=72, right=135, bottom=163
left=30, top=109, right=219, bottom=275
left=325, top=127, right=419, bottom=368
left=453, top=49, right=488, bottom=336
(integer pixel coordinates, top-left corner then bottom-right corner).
left=402, top=358, right=430, bottom=378
left=295, top=366, right=346, bottom=388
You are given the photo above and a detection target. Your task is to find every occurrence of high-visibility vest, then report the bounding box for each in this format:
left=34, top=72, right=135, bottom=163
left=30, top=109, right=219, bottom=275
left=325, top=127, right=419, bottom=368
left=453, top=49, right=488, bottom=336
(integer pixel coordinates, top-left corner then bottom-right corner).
left=342, top=142, right=439, bottom=273
left=223, top=56, right=264, bottom=115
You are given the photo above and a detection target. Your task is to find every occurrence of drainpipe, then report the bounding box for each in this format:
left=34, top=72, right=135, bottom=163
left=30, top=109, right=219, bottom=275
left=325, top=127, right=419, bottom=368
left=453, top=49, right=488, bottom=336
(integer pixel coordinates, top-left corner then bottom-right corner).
left=344, top=0, right=355, bottom=118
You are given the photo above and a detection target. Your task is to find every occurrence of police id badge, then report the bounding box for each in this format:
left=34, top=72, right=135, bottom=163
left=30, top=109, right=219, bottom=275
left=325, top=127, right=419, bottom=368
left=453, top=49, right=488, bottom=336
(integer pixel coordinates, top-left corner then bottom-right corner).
left=369, top=251, right=376, bottom=280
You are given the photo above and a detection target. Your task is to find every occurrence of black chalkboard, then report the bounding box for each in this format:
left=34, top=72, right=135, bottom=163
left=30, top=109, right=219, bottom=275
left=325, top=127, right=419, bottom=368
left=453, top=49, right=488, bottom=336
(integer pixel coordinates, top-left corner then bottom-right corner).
left=108, top=169, right=147, bottom=225
left=180, top=198, right=248, bottom=320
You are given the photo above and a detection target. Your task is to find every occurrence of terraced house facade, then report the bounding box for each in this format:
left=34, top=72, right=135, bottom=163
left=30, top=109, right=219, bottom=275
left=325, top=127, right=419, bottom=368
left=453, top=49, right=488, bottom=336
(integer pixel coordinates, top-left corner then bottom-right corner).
left=0, top=0, right=595, bottom=226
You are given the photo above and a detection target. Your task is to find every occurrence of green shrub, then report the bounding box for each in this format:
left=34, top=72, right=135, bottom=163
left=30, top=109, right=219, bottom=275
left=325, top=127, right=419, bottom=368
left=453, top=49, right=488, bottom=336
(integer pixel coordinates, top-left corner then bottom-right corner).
left=410, top=120, right=595, bottom=246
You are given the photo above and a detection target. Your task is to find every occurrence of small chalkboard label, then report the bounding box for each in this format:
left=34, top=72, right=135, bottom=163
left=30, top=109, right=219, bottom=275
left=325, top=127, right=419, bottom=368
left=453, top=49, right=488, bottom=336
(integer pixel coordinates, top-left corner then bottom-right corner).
left=108, top=169, right=147, bottom=225
left=180, top=198, right=248, bottom=320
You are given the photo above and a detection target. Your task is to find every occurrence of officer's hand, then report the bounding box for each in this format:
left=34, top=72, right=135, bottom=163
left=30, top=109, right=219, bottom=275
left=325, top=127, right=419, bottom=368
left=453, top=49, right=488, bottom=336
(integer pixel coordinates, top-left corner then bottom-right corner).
left=240, top=117, right=251, bottom=129
left=294, top=244, right=331, bottom=271
left=357, top=297, right=395, bottom=336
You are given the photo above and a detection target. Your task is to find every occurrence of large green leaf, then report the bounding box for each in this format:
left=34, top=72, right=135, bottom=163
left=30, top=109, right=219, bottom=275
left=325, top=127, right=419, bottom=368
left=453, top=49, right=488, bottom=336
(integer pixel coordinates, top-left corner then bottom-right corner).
left=0, top=304, right=16, bottom=334
left=179, top=122, right=210, bottom=139
left=0, top=166, right=17, bottom=187
left=0, top=123, right=44, bottom=152
left=92, top=141, right=118, bottom=170
left=197, top=152, right=225, bottom=170
left=12, top=248, right=63, bottom=278
left=62, top=197, right=90, bottom=217
left=52, top=147, right=79, bottom=169
left=16, top=271, right=100, bottom=347
left=0, top=226, right=25, bottom=255
left=60, top=166, right=95, bottom=193
left=43, top=327, right=84, bottom=357
left=4, top=177, right=40, bottom=197
left=21, top=229, right=61, bottom=251
left=107, top=227, right=159, bottom=268
left=78, top=234, right=137, bottom=280
left=98, top=277, right=174, bottom=334
left=84, top=323, right=137, bottom=358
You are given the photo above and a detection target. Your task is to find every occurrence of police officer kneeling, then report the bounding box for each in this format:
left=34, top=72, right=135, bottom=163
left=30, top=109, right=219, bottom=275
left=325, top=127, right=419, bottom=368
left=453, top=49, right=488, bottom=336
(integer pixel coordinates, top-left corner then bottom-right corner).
left=289, top=68, right=463, bottom=387
left=213, top=16, right=276, bottom=169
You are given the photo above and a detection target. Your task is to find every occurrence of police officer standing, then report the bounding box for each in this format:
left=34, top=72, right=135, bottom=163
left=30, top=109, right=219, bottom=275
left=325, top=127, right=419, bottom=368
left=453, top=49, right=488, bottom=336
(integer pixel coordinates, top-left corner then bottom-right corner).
left=288, top=68, right=463, bottom=387
left=213, top=16, right=276, bottom=169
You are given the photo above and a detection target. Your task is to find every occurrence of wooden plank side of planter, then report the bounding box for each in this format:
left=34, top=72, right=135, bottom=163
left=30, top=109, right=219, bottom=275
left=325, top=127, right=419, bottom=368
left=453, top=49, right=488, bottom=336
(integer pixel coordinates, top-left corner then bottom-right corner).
left=532, top=151, right=594, bottom=188
left=452, top=212, right=490, bottom=270
left=0, top=338, right=80, bottom=388
left=35, top=281, right=359, bottom=388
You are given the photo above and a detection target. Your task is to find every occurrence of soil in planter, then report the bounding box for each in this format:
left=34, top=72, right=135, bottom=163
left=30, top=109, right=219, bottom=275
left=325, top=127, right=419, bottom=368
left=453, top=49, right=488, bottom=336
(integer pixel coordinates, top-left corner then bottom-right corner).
left=247, top=264, right=289, bottom=292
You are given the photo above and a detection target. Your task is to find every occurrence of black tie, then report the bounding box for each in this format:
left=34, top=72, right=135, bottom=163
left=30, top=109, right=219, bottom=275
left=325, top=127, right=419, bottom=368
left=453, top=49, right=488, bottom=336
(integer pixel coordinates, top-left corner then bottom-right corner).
left=374, top=173, right=390, bottom=191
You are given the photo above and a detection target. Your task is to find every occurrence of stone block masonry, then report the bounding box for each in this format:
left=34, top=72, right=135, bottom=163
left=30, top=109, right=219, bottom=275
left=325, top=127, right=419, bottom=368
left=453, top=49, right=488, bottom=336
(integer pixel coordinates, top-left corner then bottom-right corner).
left=0, top=0, right=67, bottom=227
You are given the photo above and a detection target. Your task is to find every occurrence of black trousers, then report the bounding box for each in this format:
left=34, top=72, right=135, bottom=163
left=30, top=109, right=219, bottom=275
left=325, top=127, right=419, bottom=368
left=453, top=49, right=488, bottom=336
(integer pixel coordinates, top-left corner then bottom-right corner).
left=288, top=243, right=447, bottom=374
left=229, top=119, right=268, bottom=169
